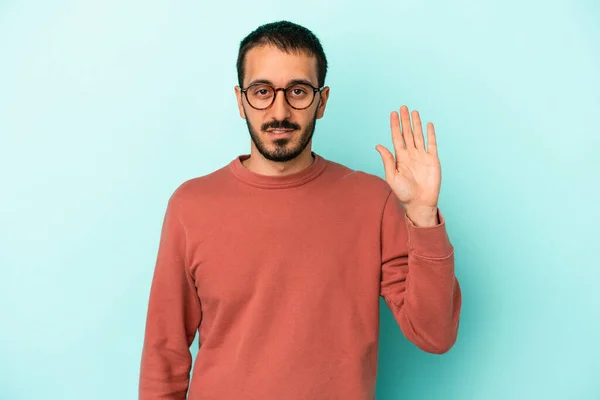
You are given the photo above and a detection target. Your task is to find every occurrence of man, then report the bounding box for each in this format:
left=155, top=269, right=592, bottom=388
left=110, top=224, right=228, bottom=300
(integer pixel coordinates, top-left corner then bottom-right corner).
left=139, top=20, right=461, bottom=400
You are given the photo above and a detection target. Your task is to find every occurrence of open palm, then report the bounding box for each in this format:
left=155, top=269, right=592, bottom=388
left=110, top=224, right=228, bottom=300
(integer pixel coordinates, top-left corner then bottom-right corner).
left=376, top=105, right=441, bottom=209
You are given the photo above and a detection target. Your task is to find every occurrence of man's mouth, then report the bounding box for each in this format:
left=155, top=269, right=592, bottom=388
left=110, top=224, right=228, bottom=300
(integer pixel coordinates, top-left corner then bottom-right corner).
left=267, top=129, right=296, bottom=135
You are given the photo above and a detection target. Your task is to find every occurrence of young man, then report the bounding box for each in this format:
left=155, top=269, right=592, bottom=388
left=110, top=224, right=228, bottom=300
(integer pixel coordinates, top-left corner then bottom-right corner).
left=139, top=20, right=461, bottom=400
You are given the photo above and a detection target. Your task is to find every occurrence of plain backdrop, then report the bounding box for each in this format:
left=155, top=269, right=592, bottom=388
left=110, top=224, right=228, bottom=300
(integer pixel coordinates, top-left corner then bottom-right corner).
left=1, top=0, right=599, bottom=399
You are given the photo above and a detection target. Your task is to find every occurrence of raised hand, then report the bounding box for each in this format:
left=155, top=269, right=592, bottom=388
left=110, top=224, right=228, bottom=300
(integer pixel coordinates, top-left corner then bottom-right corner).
left=375, top=105, right=441, bottom=226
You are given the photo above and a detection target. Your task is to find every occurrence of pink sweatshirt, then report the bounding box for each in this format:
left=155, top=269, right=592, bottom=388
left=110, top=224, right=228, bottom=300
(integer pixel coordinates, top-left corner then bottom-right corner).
left=139, top=151, right=462, bottom=400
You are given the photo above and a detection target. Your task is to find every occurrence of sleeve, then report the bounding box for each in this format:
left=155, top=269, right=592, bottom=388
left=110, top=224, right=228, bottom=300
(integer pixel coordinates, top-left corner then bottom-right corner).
left=379, top=190, right=462, bottom=354
left=139, top=193, right=202, bottom=399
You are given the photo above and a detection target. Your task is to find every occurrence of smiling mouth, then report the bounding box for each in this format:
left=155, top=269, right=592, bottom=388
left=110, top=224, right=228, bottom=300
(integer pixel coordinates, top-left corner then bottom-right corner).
left=267, top=129, right=295, bottom=134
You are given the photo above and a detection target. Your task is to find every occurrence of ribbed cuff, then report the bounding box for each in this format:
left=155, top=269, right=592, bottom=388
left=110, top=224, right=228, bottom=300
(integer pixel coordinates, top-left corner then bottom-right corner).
left=405, top=208, right=454, bottom=258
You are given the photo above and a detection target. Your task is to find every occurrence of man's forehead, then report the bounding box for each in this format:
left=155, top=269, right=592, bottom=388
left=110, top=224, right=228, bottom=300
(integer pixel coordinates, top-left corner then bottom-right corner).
left=244, top=45, right=318, bottom=86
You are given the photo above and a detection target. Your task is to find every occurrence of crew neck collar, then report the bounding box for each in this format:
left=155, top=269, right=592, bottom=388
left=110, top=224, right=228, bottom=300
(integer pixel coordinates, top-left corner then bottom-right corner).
left=228, top=151, right=328, bottom=189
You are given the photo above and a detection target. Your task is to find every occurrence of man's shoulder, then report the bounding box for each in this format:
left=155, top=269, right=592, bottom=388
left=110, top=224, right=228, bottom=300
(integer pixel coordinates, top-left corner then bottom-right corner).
left=167, top=162, right=232, bottom=205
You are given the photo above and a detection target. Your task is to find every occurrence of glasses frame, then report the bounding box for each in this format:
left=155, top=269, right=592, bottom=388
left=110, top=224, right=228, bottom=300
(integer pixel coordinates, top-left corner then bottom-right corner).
left=241, top=82, right=324, bottom=110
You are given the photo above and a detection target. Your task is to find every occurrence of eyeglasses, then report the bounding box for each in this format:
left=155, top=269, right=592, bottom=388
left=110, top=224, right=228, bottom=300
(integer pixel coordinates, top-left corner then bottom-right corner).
left=241, top=82, right=323, bottom=110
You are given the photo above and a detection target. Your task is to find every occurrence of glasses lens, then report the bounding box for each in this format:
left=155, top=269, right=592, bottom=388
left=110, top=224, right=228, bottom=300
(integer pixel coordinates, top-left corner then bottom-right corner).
left=285, top=84, right=314, bottom=109
left=246, top=84, right=274, bottom=109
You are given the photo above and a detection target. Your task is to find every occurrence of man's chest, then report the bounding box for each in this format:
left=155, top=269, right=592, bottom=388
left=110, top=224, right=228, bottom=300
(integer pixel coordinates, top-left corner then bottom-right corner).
left=184, top=198, right=382, bottom=313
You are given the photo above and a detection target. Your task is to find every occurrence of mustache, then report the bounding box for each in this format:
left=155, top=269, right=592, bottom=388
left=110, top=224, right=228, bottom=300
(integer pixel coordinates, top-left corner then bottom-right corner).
left=262, top=120, right=300, bottom=131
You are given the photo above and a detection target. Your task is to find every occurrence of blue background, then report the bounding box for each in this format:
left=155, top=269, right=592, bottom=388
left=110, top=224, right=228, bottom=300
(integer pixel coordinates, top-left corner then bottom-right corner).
left=1, top=0, right=598, bottom=399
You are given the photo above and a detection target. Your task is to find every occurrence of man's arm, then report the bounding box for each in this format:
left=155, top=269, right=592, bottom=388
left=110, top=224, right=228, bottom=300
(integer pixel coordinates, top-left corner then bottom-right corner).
left=379, top=190, right=462, bottom=354
left=139, top=192, right=202, bottom=399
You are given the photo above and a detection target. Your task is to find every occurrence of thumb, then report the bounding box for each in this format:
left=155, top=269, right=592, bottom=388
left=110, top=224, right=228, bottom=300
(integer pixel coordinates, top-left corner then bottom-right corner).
left=375, top=145, right=396, bottom=183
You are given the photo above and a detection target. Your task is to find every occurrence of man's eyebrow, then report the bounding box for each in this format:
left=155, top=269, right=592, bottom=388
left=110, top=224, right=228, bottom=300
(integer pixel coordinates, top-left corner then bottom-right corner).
left=246, top=78, right=318, bottom=87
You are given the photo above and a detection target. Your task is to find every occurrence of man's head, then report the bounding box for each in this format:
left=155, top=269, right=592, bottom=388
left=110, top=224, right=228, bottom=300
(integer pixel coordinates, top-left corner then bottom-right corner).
left=234, top=20, right=330, bottom=162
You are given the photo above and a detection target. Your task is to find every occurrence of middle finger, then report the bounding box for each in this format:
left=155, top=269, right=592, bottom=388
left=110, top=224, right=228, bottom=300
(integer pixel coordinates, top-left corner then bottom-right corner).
left=400, top=105, right=415, bottom=149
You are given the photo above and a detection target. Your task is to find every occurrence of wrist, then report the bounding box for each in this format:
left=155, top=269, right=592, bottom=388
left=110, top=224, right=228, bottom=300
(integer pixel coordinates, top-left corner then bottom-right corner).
left=405, top=205, right=439, bottom=227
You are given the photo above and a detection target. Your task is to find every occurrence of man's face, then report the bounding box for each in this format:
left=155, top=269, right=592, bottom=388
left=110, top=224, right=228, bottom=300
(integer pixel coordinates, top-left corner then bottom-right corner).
left=235, top=45, right=330, bottom=162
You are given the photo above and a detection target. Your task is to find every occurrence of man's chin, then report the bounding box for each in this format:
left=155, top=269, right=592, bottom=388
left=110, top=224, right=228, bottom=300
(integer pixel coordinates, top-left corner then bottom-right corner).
left=261, top=142, right=304, bottom=161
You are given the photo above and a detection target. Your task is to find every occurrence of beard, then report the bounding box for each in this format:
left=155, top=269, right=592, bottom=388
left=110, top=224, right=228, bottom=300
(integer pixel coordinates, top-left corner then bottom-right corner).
left=244, top=106, right=319, bottom=163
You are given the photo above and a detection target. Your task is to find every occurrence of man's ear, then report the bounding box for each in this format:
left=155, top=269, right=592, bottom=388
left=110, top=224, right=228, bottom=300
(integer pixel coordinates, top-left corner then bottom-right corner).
left=234, top=85, right=246, bottom=119
left=315, top=86, right=330, bottom=119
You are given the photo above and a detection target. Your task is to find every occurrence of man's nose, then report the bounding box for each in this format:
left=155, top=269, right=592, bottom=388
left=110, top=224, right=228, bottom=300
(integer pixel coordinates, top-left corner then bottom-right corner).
left=270, top=90, right=292, bottom=120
